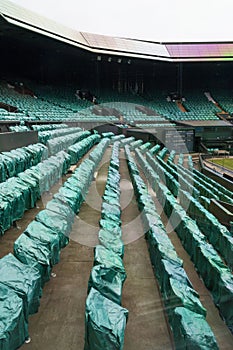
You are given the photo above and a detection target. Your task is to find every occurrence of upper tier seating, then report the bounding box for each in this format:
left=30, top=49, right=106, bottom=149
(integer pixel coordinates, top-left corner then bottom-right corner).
left=0, top=80, right=226, bottom=123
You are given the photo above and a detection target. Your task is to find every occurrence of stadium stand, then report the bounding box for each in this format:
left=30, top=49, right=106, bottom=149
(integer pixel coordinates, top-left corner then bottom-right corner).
left=1, top=1, right=233, bottom=349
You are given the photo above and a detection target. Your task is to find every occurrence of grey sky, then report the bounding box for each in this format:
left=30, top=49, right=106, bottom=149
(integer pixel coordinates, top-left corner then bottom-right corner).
left=10, top=0, right=233, bottom=42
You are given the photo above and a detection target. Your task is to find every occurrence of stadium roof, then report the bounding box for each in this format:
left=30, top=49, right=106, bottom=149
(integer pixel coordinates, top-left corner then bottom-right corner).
left=1, top=0, right=233, bottom=62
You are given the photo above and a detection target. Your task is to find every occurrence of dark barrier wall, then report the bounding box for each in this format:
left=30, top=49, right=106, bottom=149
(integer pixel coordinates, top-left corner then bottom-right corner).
left=93, top=124, right=120, bottom=134
left=0, top=131, right=38, bottom=152
left=126, top=129, right=157, bottom=143
left=202, top=167, right=233, bottom=192
left=209, top=199, right=233, bottom=228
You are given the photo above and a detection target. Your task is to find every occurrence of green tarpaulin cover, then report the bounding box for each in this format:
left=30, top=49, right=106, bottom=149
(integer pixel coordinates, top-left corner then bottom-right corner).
left=163, top=278, right=206, bottom=317
left=0, top=198, right=12, bottom=235
left=24, top=220, right=61, bottom=266
left=94, top=246, right=126, bottom=282
left=57, top=186, right=83, bottom=214
left=17, top=172, right=40, bottom=203
left=0, top=184, right=25, bottom=222
left=35, top=209, right=71, bottom=248
left=88, top=265, right=124, bottom=305
left=85, top=288, right=128, bottom=350
left=6, top=178, right=33, bottom=210
left=0, top=283, right=29, bottom=350
left=99, top=219, right=122, bottom=234
left=46, top=198, right=75, bottom=223
left=171, top=307, right=219, bottom=350
left=98, top=229, right=124, bottom=258
left=14, top=233, right=52, bottom=286
left=0, top=253, right=41, bottom=315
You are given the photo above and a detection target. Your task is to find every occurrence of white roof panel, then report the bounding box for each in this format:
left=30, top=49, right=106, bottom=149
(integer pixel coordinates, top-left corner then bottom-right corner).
left=0, top=0, right=88, bottom=46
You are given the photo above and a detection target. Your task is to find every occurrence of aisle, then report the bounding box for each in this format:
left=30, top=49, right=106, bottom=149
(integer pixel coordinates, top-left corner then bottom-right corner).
left=120, top=150, right=174, bottom=350
left=19, top=149, right=111, bottom=350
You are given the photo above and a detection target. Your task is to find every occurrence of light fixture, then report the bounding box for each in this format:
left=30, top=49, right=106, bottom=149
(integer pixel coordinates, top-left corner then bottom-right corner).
left=97, top=55, right=101, bottom=61
left=108, top=57, right=112, bottom=62
left=117, top=58, right=122, bottom=63
left=127, top=59, right=131, bottom=64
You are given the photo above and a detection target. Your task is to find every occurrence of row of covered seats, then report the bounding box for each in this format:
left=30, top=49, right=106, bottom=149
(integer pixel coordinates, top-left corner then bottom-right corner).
left=0, top=110, right=28, bottom=121
left=193, top=166, right=233, bottom=199
left=126, top=116, right=167, bottom=122
left=135, top=122, right=176, bottom=128
left=0, top=81, right=70, bottom=120
left=0, top=150, right=71, bottom=236
left=157, top=146, right=169, bottom=160
left=0, top=143, right=48, bottom=183
left=1, top=81, right=120, bottom=122
left=120, top=136, right=135, bottom=147
left=30, top=82, right=93, bottom=113
left=85, top=141, right=128, bottom=350
left=210, top=89, right=233, bottom=114
left=167, top=158, right=233, bottom=204
left=68, top=134, right=101, bottom=164
left=151, top=149, right=213, bottom=199
left=125, top=145, right=219, bottom=349
left=9, top=125, right=30, bottom=132
left=187, top=154, right=194, bottom=169
left=110, top=134, right=125, bottom=143
left=147, top=151, right=233, bottom=269
left=38, top=126, right=82, bottom=144
left=0, top=256, right=40, bottom=349
left=101, top=132, right=115, bottom=138
left=167, top=149, right=176, bottom=162
left=31, top=123, right=68, bottom=131
left=147, top=149, right=233, bottom=222
left=138, top=149, right=233, bottom=271
left=54, top=138, right=110, bottom=215
left=173, top=158, right=233, bottom=201
left=177, top=153, right=184, bottom=166
left=179, top=189, right=233, bottom=270
left=0, top=138, right=110, bottom=349
left=157, top=182, right=233, bottom=332
left=129, top=139, right=143, bottom=150
left=148, top=143, right=161, bottom=155
left=146, top=151, right=197, bottom=198
left=135, top=147, right=233, bottom=333
left=8, top=123, right=68, bottom=133
left=12, top=140, right=109, bottom=285
left=139, top=141, right=152, bottom=154
left=46, top=130, right=91, bottom=155
left=145, top=90, right=220, bottom=121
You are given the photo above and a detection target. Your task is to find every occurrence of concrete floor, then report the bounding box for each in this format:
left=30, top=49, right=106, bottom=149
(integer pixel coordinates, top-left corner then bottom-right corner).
left=0, top=146, right=232, bottom=349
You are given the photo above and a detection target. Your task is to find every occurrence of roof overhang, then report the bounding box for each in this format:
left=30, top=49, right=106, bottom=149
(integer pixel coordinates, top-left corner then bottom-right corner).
left=1, top=0, right=233, bottom=62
